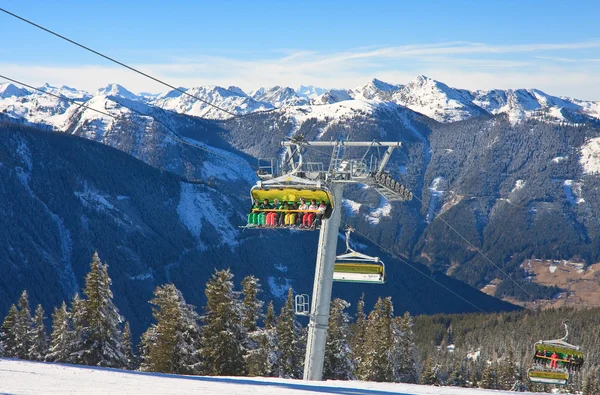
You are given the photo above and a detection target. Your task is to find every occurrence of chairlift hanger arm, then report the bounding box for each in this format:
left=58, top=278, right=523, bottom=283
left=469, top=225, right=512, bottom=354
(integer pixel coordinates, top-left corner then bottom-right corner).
left=377, top=146, right=395, bottom=174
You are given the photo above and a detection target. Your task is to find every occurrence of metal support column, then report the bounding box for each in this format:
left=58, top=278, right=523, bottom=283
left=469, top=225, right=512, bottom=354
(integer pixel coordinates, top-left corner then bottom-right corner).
left=303, top=182, right=344, bottom=381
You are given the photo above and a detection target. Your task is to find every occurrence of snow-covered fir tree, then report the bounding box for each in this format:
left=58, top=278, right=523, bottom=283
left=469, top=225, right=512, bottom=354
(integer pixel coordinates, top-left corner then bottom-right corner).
left=1, top=304, right=18, bottom=357
left=241, top=275, right=263, bottom=333
left=14, top=290, right=33, bottom=360
left=75, top=253, right=126, bottom=367
left=123, top=322, right=136, bottom=369
left=199, top=269, right=247, bottom=376
left=498, top=346, right=516, bottom=390
left=140, top=283, right=201, bottom=374
left=420, top=357, right=439, bottom=385
left=583, top=369, right=599, bottom=395
left=246, top=300, right=279, bottom=377
left=480, top=362, right=497, bottom=389
left=29, top=304, right=48, bottom=361
left=323, top=298, right=354, bottom=380
left=276, top=288, right=305, bottom=379
left=46, top=302, right=74, bottom=363
left=357, top=297, right=397, bottom=382
left=351, top=293, right=367, bottom=370
left=68, top=293, right=86, bottom=364
left=395, top=312, right=418, bottom=383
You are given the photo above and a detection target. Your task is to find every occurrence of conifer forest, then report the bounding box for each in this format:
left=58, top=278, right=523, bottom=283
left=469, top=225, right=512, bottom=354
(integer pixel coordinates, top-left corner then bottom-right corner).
left=2, top=253, right=599, bottom=393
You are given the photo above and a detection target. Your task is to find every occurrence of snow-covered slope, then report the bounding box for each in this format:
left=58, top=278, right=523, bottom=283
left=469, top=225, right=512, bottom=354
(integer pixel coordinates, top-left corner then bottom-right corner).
left=392, top=75, right=488, bottom=122
left=0, top=82, right=31, bottom=98
left=96, top=83, right=139, bottom=100
left=0, top=359, right=549, bottom=395
left=296, top=85, right=327, bottom=100
left=151, top=85, right=273, bottom=119
left=352, top=78, right=402, bottom=101
left=310, top=89, right=353, bottom=105
left=251, top=86, right=308, bottom=107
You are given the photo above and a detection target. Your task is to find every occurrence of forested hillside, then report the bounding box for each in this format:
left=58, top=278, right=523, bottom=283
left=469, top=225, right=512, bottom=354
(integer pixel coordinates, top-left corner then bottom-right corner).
left=0, top=123, right=517, bottom=340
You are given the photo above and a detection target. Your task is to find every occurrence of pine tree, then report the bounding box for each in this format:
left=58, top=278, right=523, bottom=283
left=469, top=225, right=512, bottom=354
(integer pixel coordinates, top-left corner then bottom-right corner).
left=46, top=302, right=74, bottom=363
left=396, top=312, right=418, bottom=383
left=448, top=360, right=466, bottom=387
left=14, top=290, right=33, bottom=360
left=357, top=297, right=396, bottom=382
left=420, top=357, right=438, bottom=385
left=583, top=369, right=599, bottom=395
left=1, top=304, right=18, bottom=357
left=480, top=362, right=497, bottom=389
left=123, top=322, right=135, bottom=369
left=76, top=253, right=127, bottom=368
left=323, top=298, right=354, bottom=380
left=498, top=346, right=516, bottom=390
left=140, top=283, right=201, bottom=374
left=241, top=276, right=264, bottom=333
left=276, top=288, right=305, bottom=378
left=249, top=300, right=278, bottom=377
left=29, top=305, right=48, bottom=361
left=242, top=278, right=277, bottom=377
left=351, top=293, right=367, bottom=373
left=199, top=269, right=247, bottom=376
left=68, top=293, right=86, bottom=364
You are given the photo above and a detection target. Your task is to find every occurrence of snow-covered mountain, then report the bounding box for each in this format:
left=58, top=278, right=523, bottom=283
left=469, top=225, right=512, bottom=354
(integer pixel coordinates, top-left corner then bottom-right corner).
left=352, top=78, right=402, bottom=101
left=310, top=89, right=353, bottom=105
left=296, top=84, right=327, bottom=99
left=0, top=82, right=31, bottom=98
left=251, top=85, right=308, bottom=107
left=95, top=83, right=138, bottom=100
left=150, top=85, right=273, bottom=119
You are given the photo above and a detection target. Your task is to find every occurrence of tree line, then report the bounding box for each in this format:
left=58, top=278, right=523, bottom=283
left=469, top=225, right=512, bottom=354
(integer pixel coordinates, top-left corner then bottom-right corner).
left=0, top=252, right=417, bottom=382
left=1, top=252, right=599, bottom=394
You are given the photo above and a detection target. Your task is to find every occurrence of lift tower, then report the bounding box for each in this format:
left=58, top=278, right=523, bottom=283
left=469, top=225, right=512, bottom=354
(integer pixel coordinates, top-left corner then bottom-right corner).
left=276, top=139, right=410, bottom=381
left=248, top=138, right=411, bottom=381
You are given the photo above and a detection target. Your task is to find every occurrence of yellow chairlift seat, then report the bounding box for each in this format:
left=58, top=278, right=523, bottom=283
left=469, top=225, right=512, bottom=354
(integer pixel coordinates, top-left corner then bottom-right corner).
left=333, top=228, right=385, bottom=284
left=528, top=368, right=569, bottom=385
left=243, top=175, right=334, bottom=230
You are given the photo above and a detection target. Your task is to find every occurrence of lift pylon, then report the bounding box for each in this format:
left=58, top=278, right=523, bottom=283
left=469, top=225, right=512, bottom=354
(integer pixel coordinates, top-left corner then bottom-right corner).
left=247, top=138, right=409, bottom=381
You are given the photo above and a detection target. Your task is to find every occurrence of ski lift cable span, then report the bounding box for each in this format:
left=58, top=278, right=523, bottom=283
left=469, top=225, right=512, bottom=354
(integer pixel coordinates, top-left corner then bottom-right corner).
left=340, top=221, right=487, bottom=314
left=0, top=7, right=277, bottom=120
left=0, top=74, right=258, bottom=173
left=408, top=193, right=536, bottom=301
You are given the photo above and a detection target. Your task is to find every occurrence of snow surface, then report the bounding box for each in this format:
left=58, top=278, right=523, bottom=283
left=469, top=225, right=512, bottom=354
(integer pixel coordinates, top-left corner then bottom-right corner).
left=427, top=177, right=445, bottom=223
left=0, top=358, right=550, bottom=395
left=580, top=137, right=600, bottom=175
left=177, top=183, right=239, bottom=249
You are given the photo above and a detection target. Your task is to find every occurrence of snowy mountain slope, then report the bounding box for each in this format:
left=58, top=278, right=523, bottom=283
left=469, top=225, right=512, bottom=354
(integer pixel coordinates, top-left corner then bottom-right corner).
left=96, top=83, right=139, bottom=100
left=0, top=82, right=31, bottom=98
left=392, top=75, right=488, bottom=123
left=310, top=89, right=354, bottom=105
left=39, top=83, right=91, bottom=101
left=352, top=78, right=402, bottom=101
left=251, top=85, right=308, bottom=107
left=0, top=359, right=550, bottom=395
left=150, top=85, right=273, bottom=119
left=296, top=85, right=327, bottom=99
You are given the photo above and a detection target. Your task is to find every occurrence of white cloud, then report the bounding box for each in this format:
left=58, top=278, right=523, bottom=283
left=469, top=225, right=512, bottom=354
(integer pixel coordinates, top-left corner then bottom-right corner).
left=2, top=40, right=600, bottom=100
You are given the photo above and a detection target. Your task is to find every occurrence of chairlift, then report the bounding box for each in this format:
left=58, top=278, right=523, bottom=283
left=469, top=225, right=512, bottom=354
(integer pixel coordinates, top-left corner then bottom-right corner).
left=528, top=320, right=584, bottom=386
left=333, top=227, right=385, bottom=284
left=244, top=174, right=333, bottom=230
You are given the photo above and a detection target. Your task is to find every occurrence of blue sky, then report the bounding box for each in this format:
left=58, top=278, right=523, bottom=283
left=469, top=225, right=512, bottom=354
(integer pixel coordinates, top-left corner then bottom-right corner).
left=1, top=0, right=600, bottom=99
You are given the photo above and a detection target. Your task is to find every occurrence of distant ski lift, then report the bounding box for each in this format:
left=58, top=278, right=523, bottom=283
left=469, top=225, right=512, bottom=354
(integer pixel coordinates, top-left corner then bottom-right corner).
left=295, top=294, right=310, bottom=316
left=333, top=227, right=385, bottom=284
left=528, top=321, right=584, bottom=386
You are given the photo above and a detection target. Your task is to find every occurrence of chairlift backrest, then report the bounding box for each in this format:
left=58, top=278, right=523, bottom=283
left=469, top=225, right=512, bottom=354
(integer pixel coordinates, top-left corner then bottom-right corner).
left=295, top=294, right=310, bottom=316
